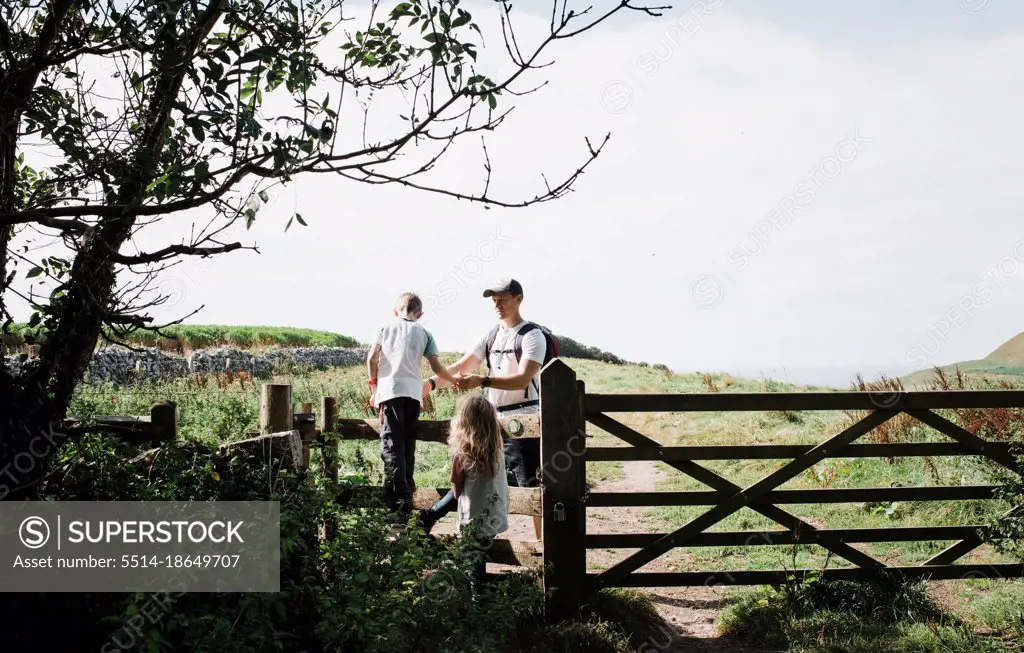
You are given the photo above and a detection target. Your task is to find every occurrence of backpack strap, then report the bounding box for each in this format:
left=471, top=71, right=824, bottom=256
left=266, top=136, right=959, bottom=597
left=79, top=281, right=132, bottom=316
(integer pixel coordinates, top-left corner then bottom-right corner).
left=483, top=324, right=501, bottom=375
left=514, top=322, right=539, bottom=365
left=515, top=322, right=541, bottom=399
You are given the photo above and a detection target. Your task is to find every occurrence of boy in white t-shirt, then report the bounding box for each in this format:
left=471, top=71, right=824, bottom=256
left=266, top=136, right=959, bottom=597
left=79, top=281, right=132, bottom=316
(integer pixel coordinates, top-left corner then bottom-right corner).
left=367, top=292, right=458, bottom=520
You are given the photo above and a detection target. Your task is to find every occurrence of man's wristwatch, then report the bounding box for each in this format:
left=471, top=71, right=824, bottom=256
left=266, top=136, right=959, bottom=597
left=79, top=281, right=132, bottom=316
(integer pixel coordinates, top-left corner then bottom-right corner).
left=481, top=376, right=491, bottom=388
left=428, top=378, right=436, bottom=390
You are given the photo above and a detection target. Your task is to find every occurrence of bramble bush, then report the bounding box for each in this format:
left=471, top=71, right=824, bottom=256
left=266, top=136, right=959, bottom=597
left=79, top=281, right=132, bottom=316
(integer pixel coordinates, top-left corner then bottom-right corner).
left=2, top=434, right=669, bottom=652
left=1, top=435, right=543, bottom=652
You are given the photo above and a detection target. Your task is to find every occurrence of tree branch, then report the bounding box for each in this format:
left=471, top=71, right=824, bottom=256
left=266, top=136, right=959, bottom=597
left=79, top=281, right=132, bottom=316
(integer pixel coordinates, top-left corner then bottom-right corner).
left=343, top=133, right=612, bottom=207
left=111, top=241, right=253, bottom=265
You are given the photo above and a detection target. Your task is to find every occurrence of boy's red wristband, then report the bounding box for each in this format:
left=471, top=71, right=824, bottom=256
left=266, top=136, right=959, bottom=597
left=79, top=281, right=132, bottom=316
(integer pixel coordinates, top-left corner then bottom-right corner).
left=368, top=379, right=377, bottom=386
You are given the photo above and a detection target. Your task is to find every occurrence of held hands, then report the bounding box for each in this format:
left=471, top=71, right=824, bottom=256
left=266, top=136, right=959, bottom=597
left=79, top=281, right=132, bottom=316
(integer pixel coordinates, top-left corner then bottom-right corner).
left=421, top=373, right=485, bottom=395
left=454, top=372, right=484, bottom=391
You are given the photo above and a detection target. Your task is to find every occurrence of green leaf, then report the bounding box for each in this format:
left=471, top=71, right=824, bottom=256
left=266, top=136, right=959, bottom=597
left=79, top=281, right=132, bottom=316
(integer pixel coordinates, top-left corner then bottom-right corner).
left=295, top=213, right=307, bottom=226
left=238, top=45, right=277, bottom=64
left=258, top=190, right=269, bottom=203
left=26, top=266, right=43, bottom=279
left=284, top=215, right=294, bottom=232
left=195, top=161, right=211, bottom=183
left=487, top=93, right=497, bottom=109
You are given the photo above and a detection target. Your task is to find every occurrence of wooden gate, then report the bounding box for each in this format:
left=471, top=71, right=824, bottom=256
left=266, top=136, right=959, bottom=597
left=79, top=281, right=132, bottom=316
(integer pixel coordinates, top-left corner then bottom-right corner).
left=537, top=361, right=1024, bottom=621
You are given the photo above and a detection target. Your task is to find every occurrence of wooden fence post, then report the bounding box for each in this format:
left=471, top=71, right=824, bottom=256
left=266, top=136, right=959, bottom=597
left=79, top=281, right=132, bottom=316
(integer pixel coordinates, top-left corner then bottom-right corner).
left=150, top=401, right=178, bottom=442
left=320, top=396, right=339, bottom=540
left=320, top=396, right=338, bottom=483
left=296, top=402, right=314, bottom=467
left=540, top=359, right=586, bottom=622
left=261, top=383, right=292, bottom=435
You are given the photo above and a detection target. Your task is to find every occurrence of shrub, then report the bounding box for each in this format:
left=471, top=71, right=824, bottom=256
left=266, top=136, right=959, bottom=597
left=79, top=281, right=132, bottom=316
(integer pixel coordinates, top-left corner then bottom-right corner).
left=700, top=373, right=722, bottom=393
left=844, top=372, right=917, bottom=446
left=2, top=434, right=546, bottom=653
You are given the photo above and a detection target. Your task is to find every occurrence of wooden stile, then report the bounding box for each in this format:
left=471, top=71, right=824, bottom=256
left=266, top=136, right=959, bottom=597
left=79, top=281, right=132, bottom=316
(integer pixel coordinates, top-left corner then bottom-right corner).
left=220, top=430, right=303, bottom=471
left=334, top=412, right=540, bottom=443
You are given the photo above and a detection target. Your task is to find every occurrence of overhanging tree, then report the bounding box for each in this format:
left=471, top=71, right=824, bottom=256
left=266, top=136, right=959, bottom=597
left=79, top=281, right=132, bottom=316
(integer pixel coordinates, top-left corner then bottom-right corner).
left=0, top=0, right=664, bottom=497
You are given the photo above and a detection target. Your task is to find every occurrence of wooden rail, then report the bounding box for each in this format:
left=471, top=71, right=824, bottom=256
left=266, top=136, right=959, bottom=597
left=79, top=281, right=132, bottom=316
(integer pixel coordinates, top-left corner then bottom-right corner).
left=587, top=390, right=1024, bottom=412
left=64, top=401, right=178, bottom=445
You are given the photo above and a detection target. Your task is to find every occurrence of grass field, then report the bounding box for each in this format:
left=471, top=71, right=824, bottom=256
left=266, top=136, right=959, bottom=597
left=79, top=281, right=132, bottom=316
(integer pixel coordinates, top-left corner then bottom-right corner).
left=4, top=323, right=360, bottom=352
left=66, top=356, right=1024, bottom=650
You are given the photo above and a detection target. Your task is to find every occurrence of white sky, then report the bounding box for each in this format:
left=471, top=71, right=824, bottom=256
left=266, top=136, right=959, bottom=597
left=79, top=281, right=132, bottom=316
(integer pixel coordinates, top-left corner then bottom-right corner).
left=10, top=0, right=1024, bottom=384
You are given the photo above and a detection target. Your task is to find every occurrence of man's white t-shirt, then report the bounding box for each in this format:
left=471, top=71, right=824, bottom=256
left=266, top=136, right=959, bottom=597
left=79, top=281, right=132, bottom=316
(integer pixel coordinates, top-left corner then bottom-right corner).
left=373, top=317, right=438, bottom=405
left=470, top=320, right=546, bottom=412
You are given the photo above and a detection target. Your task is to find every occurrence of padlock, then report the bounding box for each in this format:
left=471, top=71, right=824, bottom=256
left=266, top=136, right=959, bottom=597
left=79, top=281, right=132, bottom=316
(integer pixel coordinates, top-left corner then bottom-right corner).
left=553, top=502, right=566, bottom=522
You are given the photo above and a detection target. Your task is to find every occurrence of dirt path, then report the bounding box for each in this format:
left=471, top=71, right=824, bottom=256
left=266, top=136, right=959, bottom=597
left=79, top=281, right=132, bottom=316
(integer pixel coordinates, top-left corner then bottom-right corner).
left=588, top=461, right=767, bottom=652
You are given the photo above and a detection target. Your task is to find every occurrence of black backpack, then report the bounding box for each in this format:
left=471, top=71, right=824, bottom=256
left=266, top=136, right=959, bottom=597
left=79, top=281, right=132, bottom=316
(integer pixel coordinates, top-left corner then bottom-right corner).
left=484, top=322, right=560, bottom=398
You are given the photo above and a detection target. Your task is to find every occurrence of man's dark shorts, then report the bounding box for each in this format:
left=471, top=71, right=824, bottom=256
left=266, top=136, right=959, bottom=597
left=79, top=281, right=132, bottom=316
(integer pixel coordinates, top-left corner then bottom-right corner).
left=503, top=437, right=540, bottom=488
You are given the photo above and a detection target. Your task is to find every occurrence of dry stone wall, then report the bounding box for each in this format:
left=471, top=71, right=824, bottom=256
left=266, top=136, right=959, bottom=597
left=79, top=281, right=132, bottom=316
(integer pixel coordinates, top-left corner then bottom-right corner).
left=5, top=345, right=370, bottom=386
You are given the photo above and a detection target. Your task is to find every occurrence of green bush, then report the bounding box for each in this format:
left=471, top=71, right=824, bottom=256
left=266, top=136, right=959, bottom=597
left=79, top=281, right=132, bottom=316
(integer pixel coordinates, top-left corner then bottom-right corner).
left=3, top=429, right=670, bottom=653
left=0, top=434, right=546, bottom=652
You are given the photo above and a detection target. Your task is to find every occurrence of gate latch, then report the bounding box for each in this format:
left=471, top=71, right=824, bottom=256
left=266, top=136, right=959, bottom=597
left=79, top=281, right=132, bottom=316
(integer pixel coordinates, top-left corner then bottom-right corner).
left=553, top=502, right=566, bottom=522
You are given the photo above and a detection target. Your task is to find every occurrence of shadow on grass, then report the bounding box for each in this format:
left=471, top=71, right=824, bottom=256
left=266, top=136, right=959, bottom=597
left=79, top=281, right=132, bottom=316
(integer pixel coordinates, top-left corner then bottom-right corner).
left=510, top=588, right=675, bottom=653
left=717, top=575, right=1010, bottom=653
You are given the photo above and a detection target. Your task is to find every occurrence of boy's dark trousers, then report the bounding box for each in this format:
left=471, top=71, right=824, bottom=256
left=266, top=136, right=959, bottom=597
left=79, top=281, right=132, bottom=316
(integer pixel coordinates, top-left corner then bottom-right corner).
left=379, top=396, right=420, bottom=519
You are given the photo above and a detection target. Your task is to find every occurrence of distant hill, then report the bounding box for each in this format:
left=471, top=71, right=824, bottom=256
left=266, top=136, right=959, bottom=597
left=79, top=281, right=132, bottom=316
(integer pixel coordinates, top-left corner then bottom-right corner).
left=983, top=331, right=1024, bottom=366
left=541, top=328, right=627, bottom=365
left=901, top=330, right=1024, bottom=386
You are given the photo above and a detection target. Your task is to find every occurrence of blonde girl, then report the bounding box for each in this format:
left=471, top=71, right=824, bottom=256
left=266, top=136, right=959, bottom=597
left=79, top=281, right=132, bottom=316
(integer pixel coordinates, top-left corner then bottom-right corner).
left=445, top=394, right=509, bottom=592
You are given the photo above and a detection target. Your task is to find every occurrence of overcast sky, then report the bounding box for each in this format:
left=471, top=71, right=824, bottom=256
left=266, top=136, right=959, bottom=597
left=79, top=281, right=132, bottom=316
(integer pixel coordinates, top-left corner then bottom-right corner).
left=11, top=0, right=1024, bottom=386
